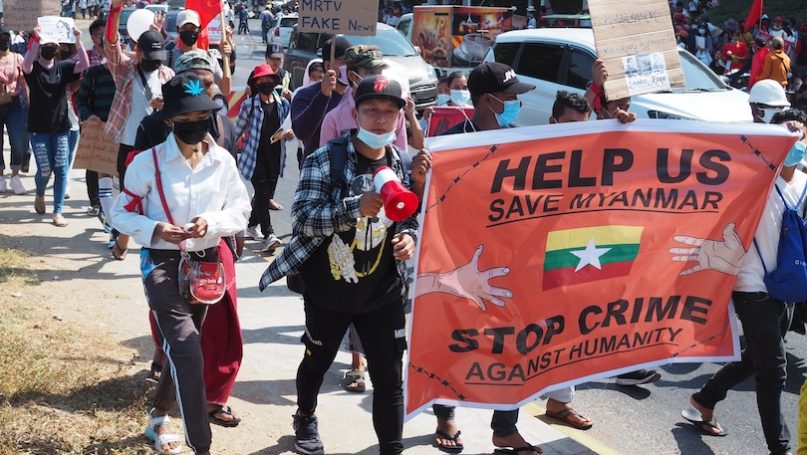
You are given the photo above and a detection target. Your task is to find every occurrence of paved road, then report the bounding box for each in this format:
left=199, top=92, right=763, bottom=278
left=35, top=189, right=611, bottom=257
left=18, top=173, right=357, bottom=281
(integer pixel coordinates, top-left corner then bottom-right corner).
left=229, top=24, right=807, bottom=455
left=63, top=20, right=807, bottom=455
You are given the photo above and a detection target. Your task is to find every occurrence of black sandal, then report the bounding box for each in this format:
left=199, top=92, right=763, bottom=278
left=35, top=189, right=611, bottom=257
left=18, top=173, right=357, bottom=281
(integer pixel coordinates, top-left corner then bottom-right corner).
left=147, top=361, right=162, bottom=382
left=434, top=429, right=464, bottom=453
left=494, top=445, right=542, bottom=454
left=208, top=405, right=241, bottom=428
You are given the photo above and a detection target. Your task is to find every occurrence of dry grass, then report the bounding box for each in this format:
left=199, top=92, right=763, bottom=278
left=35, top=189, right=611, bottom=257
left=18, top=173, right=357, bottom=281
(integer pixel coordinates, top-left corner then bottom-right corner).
left=0, top=247, right=155, bottom=454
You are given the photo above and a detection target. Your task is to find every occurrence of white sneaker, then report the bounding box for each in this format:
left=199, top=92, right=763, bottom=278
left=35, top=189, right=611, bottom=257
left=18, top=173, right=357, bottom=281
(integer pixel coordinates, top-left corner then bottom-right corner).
left=10, top=176, right=25, bottom=194
left=260, top=234, right=282, bottom=253
left=0, top=177, right=7, bottom=193
left=245, top=225, right=263, bottom=240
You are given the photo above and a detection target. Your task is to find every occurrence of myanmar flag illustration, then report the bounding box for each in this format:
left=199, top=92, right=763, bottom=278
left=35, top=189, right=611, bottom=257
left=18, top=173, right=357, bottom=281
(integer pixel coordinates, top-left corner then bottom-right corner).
left=543, top=225, right=644, bottom=290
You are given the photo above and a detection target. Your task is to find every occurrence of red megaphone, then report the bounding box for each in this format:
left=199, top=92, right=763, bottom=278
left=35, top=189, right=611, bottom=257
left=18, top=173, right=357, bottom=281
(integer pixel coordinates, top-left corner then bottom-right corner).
left=373, top=166, right=419, bottom=222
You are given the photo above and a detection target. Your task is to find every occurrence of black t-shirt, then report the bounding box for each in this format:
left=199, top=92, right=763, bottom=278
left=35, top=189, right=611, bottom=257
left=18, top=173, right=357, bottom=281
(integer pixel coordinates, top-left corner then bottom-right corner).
left=257, top=99, right=281, bottom=159
left=301, top=148, right=401, bottom=314
left=442, top=119, right=480, bottom=135
left=25, top=60, right=79, bottom=133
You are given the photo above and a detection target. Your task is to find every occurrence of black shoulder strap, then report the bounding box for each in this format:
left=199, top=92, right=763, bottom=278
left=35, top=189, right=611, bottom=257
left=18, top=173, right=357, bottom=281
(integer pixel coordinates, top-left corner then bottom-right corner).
left=329, top=136, right=350, bottom=192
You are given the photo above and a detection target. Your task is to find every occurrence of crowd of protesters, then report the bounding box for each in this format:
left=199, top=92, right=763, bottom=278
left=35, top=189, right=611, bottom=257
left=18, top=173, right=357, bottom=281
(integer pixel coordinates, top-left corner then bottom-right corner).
left=0, top=0, right=806, bottom=454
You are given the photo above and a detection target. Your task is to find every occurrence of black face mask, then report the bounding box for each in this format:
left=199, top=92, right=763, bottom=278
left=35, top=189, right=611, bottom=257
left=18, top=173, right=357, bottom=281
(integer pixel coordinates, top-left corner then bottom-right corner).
left=40, top=47, right=58, bottom=60
left=140, top=59, right=161, bottom=72
left=173, top=118, right=210, bottom=144
left=257, top=82, right=277, bottom=95
left=179, top=30, right=199, bottom=47
left=0, top=39, right=10, bottom=51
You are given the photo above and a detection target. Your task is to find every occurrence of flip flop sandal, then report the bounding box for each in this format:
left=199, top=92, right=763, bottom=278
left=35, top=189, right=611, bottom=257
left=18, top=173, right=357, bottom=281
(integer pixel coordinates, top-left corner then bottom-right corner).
left=545, top=408, right=593, bottom=430
left=342, top=369, right=366, bottom=393
left=681, top=407, right=728, bottom=437
left=433, top=429, right=464, bottom=453
left=494, top=445, right=543, bottom=454
left=209, top=405, right=241, bottom=428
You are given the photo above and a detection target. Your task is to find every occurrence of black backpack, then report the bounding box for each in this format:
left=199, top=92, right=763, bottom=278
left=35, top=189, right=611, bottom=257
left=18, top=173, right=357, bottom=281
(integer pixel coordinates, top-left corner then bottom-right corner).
left=286, top=137, right=412, bottom=294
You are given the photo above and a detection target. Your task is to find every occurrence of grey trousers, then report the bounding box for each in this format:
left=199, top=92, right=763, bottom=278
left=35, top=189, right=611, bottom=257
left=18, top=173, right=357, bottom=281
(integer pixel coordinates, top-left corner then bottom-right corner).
left=143, top=249, right=210, bottom=454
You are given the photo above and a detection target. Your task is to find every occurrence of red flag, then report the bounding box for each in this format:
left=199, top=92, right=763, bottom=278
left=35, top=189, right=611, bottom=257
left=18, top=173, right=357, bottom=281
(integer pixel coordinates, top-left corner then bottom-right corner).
left=744, top=0, right=764, bottom=32
left=185, top=0, right=223, bottom=29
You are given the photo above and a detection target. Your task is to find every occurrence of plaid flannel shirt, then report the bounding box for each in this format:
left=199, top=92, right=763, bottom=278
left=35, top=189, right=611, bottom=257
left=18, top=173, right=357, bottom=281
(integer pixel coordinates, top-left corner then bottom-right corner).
left=234, top=92, right=290, bottom=181
left=259, top=131, right=418, bottom=291
left=104, top=41, right=174, bottom=143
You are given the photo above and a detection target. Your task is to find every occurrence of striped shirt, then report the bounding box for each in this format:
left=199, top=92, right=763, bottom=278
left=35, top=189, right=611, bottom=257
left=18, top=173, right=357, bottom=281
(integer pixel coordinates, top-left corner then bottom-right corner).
left=77, top=64, right=116, bottom=122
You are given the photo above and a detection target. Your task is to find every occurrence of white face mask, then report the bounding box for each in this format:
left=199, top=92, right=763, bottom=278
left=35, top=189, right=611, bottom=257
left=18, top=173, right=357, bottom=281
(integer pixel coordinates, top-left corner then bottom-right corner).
left=759, top=106, right=785, bottom=124
left=450, top=89, right=471, bottom=106
left=357, top=127, right=396, bottom=149
left=435, top=93, right=451, bottom=106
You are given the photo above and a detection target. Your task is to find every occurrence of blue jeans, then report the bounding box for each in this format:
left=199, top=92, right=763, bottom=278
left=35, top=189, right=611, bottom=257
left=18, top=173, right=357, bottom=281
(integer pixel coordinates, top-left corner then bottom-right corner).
left=31, top=131, right=70, bottom=214
left=68, top=129, right=79, bottom=166
left=0, top=97, right=29, bottom=172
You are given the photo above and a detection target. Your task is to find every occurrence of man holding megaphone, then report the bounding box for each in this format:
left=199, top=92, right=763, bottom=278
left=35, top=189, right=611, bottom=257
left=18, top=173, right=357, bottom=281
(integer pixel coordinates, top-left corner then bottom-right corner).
left=259, top=74, right=420, bottom=455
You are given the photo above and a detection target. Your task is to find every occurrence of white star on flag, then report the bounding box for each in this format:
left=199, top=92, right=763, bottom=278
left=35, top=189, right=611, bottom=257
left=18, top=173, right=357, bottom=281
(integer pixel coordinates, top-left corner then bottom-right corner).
left=570, top=238, right=611, bottom=272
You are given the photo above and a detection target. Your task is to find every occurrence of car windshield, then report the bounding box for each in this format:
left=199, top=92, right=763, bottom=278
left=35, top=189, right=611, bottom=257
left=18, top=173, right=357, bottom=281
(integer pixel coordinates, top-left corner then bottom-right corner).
left=120, top=9, right=135, bottom=27
left=677, top=50, right=726, bottom=91
left=345, top=29, right=418, bottom=57
left=166, top=12, right=178, bottom=31
left=280, top=17, right=297, bottom=27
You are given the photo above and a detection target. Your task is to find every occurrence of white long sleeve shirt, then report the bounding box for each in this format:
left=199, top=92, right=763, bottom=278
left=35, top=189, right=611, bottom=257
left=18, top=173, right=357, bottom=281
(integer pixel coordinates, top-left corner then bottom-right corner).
left=110, top=133, right=250, bottom=252
left=735, top=172, right=807, bottom=293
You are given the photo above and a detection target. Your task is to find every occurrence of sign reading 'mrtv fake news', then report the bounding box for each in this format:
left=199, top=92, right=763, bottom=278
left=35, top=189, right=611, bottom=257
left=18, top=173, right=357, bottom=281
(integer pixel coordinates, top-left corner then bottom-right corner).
left=298, top=0, right=377, bottom=36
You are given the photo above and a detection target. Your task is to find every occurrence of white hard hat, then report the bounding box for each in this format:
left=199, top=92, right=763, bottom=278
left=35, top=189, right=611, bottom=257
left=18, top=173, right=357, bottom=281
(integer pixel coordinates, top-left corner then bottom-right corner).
left=749, top=80, right=789, bottom=107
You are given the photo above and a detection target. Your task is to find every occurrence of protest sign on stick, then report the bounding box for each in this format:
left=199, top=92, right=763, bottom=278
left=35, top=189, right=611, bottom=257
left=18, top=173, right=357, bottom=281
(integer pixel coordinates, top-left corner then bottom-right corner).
left=73, top=123, right=119, bottom=177
left=405, top=119, right=796, bottom=418
left=37, top=16, right=76, bottom=44
left=4, top=0, right=60, bottom=32
left=298, top=0, right=377, bottom=36
left=426, top=107, right=474, bottom=137
left=588, top=0, right=685, bottom=100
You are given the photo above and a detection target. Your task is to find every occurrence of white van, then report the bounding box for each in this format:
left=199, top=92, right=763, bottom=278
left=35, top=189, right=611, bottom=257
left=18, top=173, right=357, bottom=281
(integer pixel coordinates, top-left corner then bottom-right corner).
left=486, top=28, right=752, bottom=125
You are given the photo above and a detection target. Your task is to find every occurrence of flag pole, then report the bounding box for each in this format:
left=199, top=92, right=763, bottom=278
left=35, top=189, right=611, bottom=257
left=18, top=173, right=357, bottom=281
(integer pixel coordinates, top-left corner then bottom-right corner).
left=221, top=7, right=232, bottom=95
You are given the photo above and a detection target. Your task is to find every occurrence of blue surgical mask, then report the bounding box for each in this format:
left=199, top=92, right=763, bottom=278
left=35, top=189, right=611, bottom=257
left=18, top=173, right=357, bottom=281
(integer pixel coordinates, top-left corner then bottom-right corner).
left=450, top=89, right=471, bottom=106
left=435, top=93, right=451, bottom=106
left=357, top=127, right=396, bottom=150
left=785, top=141, right=806, bottom=167
left=490, top=95, right=521, bottom=128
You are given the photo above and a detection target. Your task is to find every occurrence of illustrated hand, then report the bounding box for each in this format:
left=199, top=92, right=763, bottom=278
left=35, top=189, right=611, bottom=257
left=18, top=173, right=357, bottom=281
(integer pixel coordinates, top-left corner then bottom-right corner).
left=359, top=192, right=383, bottom=218
left=446, top=244, right=511, bottom=311
left=321, top=69, right=337, bottom=97
left=669, top=223, right=745, bottom=276
left=392, top=233, right=415, bottom=260
left=155, top=222, right=189, bottom=244
left=411, top=149, right=432, bottom=185
left=185, top=217, right=208, bottom=238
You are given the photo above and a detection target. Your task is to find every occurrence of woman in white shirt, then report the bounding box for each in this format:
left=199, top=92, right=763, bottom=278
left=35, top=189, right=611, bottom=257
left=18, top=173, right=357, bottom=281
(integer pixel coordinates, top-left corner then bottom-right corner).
left=110, top=73, right=250, bottom=455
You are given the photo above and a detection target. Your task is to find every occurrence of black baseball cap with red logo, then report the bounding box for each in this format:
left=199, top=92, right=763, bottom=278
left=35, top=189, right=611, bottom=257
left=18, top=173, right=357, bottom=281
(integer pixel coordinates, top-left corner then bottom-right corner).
left=354, top=75, right=406, bottom=109
left=468, top=62, right=535, bottom=99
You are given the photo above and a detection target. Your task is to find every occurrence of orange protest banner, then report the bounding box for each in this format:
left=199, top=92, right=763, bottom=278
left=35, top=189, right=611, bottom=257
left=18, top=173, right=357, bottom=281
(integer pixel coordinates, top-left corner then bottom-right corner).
left=406, top=119, right=797, bottom=417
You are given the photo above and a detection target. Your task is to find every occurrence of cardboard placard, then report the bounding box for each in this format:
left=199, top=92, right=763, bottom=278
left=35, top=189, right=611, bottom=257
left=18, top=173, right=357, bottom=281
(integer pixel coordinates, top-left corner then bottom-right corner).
left=38, top=16, right=76, bottom=44
left=73, top=123, right=119, bottom=177
left=588, top=0, right=684, bottom=100
left=426, top=106, right=474, bottom=137
left=208, top=16, right=223, bottom=44
left=3, top=0, right=60, bottom=33
left=298, top=0, right=377, bottom=36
